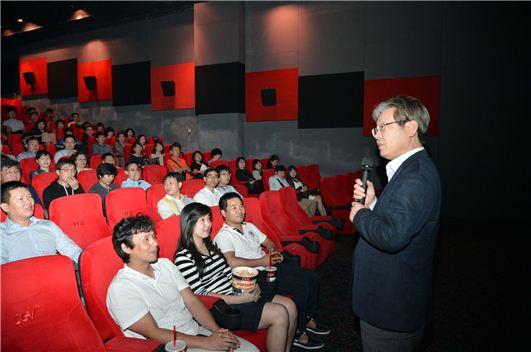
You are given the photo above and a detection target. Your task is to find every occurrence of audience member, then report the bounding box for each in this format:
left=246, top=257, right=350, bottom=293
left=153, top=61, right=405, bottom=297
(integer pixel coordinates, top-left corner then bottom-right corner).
left=252, top=159, right=263, bottom=181
left=157, top=172, right=193, bottom=220
left=42, top=159, right=84, bottom=210
left=104, top=127, right=115, bottom=138
left=287, top=165, right=327, bottom=216
left=17, top=137, right=40, bottom=161
left=89, top=163, right=118, bottom=217
left=80, top=124, right=94, bottom=154
left=72, top=151, right=91, bottom=173
left=190, top=151, right=208, bottom=179
left=1, top=156, right=41, bottom=205
left=101, top=152, right=116, bottom=165
left=53, top=135, right=77, bottom=163
left=269, top=165, right=316, bottom=217
left=125, top=128, right=136, bottom=140
left=175, top=203, right=297, bottom=352
left=136, top=134, right=147, bottom=150
left=266, top=155, right=279, bottom=170
left=56, top=127, right=76, bottom=150
left=166, top=142, right=190, bottom=178
left=114, top=132, right=127, bottom=167
left=214, top=193, right=330, bottom=350
left=121, top=162, right=151, bottom=190
left=106, top=215, right=256, bottom=351
left=215, top=165, right=242, bottom=197
left=207, top=148, right=222, bottom=166
left=193, top=168, right=223, bottom=207
left=92, top=132, right=113, bottom=155
left=95, top=122, right=105, bottom=134
left=149, top=141, right=164, bottom=166
left=29, top=119, right=47, bottom=143
left=129, top=142, right=148, bottom=167
left=2, top=110, right=24, bottom=133
left=29, top=150, right=52, bottom=183
left=67, top=112, right=82, bottom=128
left=0, top=181, right=82, bottom=264
left=235, top=157, right=264, bottom=195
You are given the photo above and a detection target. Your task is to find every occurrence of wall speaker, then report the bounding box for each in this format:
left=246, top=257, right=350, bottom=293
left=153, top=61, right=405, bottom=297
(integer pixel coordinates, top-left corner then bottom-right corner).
left=22, top=72, right=35, bottom=85
left=161, top=80, right=175, bottom=96
left=83, top=76, right=97, bottom=90
left=260, top=88, right=276, bottom=106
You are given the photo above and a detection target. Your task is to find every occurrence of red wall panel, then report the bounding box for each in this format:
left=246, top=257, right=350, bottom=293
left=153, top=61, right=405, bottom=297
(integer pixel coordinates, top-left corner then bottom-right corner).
left=19, top=58, right=48, bottom=96
left=363, top=75, right=440, bottom=136
left=151, top=63, right=195, bottom=111
left=77, top=59, right=112, bottom=103
left=245, top=68, right=298, bottom=122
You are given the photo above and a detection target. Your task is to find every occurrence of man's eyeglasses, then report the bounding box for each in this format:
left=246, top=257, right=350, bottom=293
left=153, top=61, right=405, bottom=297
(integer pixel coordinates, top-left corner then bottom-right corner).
left=371, top=119, right=409, bottom=138
left=205, top=174, right=219, bottom=179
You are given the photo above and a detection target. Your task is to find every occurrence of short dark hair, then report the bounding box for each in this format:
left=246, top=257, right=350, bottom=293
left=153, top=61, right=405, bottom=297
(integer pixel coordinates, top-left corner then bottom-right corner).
left=35, top=150, right=51, bottom=160
left=96, top=163, right=117, bottom=178
left=63, top=127, right=74, bottom=135
left=95, top=132, right=104, bottom=139
left=112, top=215, right=155, bottom=263
left=63, top=135, right=76, bottom=143
left=275, top=165, right=286, bottom=173
left=1, top=181, right=28, bottom=204
left=56, top=158, right=75, bottom=170
left=203, top=167, right=219, bottom=178
left=170, top=142, right=182, bottom=150
left=219, top=192, right=242, bottom=212
left=163, top=172, right=185, bottom=184
left=1, top=156, right=20, bottom=172
left=72, top=151, right=88, bottom=163
left=117, top=131, right=125, bottom=138
left=215, top=164, right=230, bottom=174
left=101, top=152, right=115, bottom=161
left=124, top=161, right=139, bottom=171
left=211, top=148, right=222, bottom=157
left=25, top=136, right=40, bottom=145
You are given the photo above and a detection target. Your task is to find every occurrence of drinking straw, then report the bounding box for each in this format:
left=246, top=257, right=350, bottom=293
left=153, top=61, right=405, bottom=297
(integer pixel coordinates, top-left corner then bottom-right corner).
left=269, top=252, right=272, bottom=267
left=173, top=325, right=176, bottom=346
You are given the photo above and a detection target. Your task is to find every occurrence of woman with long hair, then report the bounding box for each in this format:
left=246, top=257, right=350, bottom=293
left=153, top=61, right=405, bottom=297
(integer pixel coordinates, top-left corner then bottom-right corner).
left=175, top=203, right=297, bottom=352
left=286, top=165, right=327, bottom=216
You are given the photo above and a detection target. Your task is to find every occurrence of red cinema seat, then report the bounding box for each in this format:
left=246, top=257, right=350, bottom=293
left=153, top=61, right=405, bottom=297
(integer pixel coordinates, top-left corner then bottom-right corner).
left=209, top=159, right=229, bottom=169
left=146, top=183, right=166, bottom=222
left=77, top=169, right=98, bottom=193
left=233, top=183, right=248, bottom=198
left=210, top=205, right=224, bottom=238
left=155, top=215, right=181, bottom=260
left=183, top=151, right=193, bottom=166
left=202, top=151, right=212, bottom=163
left=105, top=188, right=149, bottom=230
left=260, top=191, right=330, bottom=266
left=1, top=255, right=159, bottom=352
left=45, top=143, right=56, bottom=158
left=181, top=178, right=205, bottom=198
left=78, top=239, right=161, bottom=351
left=114, top=167, right=128, bottom=186
left=142, top=164, right=166, bottom=185
left=144, top=143, right=154, bottom=157
left=90, top=154, right=103, bottom=169
left=105, top=136, right=116, bottom=148
left=243, top=197, right=318, bottom=270
left=123, top=143, right=133, bottom=164
left=20, top=158, right=38, bottom=184
left=32, top=171, right=57, bottom=202
left=320, top=176, right=355, bottom=235
left=49, top=194, right=110, bottom=249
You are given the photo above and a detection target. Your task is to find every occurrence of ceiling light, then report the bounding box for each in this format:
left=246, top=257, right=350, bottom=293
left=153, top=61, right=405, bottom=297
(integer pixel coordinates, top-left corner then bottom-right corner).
left=70, top=9, right=90, bottom=21
left=17, top=18, right=23, bottom=23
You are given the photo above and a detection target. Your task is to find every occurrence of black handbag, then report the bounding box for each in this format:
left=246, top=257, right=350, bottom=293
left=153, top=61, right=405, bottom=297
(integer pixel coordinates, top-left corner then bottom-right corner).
left=210, top=299, right=242, bottom=331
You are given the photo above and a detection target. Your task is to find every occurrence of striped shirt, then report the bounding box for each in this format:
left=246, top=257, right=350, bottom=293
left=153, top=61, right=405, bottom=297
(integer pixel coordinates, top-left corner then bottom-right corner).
left=175, top=247, right=234, bottom=296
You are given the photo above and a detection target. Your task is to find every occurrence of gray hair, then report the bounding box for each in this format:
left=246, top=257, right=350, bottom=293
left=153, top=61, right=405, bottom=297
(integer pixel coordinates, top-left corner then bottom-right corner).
left=372, top=96, right=430, bottom=135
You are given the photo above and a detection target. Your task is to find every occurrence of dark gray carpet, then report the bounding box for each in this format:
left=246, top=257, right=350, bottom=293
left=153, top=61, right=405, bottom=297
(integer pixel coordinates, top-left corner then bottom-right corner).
left=292, top=220, right=529, bottom=352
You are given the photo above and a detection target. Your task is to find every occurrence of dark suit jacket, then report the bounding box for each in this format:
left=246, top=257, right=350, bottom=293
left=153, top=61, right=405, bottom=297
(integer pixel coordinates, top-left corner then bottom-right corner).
left=352, top=149, right=441, bottom=332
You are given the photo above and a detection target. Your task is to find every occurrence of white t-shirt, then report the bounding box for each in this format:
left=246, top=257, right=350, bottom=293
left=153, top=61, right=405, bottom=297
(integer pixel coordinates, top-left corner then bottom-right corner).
left=193, top=186, right=222, bottom=207
left=2, top=118, right=25, bottom=132
left=268, top=175, right=289, bottom=191
left=106, top=258, right=201, bottom=338
left=214, top=222, right=267, bottom=270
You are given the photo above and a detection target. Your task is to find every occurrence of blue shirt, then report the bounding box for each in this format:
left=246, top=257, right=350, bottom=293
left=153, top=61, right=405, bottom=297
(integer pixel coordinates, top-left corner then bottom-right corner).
left=0, top=217, right=82, bottom=264
left=121, top=178, right=151, bottom=191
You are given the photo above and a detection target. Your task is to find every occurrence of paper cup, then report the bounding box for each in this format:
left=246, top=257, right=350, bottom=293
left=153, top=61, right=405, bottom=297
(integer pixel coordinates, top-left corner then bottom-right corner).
left=165, top=340, right=187, bottom=352
left=264, top=266, right=277, bottom=282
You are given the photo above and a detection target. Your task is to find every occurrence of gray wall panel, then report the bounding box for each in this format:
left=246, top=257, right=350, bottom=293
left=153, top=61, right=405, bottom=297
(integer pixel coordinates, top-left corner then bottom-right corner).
left=197, top=113, right=244, bottom=160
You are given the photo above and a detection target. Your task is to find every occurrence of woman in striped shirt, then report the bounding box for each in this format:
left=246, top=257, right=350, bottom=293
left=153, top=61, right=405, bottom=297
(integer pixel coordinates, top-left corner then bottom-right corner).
left=175, top=203, right=297, bottom=352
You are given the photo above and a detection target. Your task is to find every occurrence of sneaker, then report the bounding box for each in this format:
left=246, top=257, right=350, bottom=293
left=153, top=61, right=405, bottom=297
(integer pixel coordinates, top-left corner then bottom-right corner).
left=306, top=320, right=331, bottom=335
left=293, top=335, right=325, bottom=350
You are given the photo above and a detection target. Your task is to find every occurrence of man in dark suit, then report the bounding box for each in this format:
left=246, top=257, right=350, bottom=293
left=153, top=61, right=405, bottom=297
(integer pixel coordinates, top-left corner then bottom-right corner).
left=349, top=96, right=441, bottom=351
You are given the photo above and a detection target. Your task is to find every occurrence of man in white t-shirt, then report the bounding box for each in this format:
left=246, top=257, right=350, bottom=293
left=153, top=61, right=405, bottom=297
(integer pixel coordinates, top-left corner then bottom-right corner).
left=2, top=110, right=25, bottom=133
left=106, top=215, right=257, bottom=351
left=157, top=172, right=193, bottom=219
left=193, top=168, right=223, bottom=207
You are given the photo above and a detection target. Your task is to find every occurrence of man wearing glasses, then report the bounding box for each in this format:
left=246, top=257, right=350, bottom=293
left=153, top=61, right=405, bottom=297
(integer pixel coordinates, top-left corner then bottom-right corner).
left=42, top=159, right=85, bottom=210
left=349, top=96, right=441, bottom=351
left=193, top=168, right=223, bottom=207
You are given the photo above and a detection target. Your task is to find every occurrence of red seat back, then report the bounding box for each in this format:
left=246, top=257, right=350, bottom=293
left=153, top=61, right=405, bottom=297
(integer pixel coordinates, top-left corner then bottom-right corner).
left=144, top=143, right=154, bottom=157
left=155, top=216, right=181, bottom=260
left=1, top=256, right=106, bottom=351
left=123, top=144, right=133, bottom=164
left=77, top=169, right=98, bottom=193
left=49, top=194, right=111, bottom=249
left=209, top=159, right=229, bottom=169
left=142, top=164, right=166, bottom=185
left=181, top=179, right=205, bottom=198
left=279, top=187, right=313, bottom=226
left=146, top=183, right=166, bottom=222
left=233, top=183, right=248, bottom=197
left=210, top=205, right=224, bottom=238
left=105, top=188, right=148, bottom=230
left=90, top=154, right=103, bottom=169
left=32, top=172, right=57, bottom=202
left=114, top=167, right=127, bottom=186
left=45, top=143, right=56, bottom=158
left=80, top=237, right=126, bottom=342
left=20, top=158, right=38, bottom=183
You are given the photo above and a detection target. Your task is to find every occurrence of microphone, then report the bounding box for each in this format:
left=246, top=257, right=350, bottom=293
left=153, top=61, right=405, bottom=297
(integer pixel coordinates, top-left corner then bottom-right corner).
left=358, top=157, right=374, bottom=205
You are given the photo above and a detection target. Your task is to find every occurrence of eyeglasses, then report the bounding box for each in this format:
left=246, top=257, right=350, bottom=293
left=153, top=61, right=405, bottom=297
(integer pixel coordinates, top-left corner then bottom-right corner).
left=205, top=174, right=219, bottom=179
left=371, top=119, right=409, bottom=138
left=59, top=168, right=76, bottom=172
